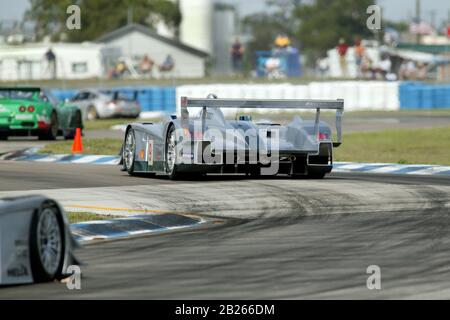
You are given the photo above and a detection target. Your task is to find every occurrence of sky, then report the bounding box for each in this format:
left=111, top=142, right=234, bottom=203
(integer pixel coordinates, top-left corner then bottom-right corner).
left=0, top=0, right=449, bottom=26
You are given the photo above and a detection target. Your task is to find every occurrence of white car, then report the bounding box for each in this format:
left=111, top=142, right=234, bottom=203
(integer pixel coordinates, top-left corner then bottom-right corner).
left=70, top=89, right=141, bottom=120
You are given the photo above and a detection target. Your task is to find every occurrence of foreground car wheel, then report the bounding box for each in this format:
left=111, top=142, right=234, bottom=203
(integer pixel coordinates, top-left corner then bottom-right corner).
left=123, top=129, right=136, bottom=175
left=0, top=132, right=8, bottom=140
left=64, top=111, right=82, bottom=140
left=39, top=112, right=58, bottom=140
left=29, top=202, right=65, bottom=282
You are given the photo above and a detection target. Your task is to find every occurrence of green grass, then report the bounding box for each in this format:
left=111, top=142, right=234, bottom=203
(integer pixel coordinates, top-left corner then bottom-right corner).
left=66, top=211, right=116, bottom=224
left=38, top=127, right=450, bottom=165
left=334, top=126, right=450, bottom=165
left=39, top=138, right=123, bottom=155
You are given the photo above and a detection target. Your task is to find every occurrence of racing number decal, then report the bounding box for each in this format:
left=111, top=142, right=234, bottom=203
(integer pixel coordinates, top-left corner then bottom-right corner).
left=147, top=139, right=154, bottom=166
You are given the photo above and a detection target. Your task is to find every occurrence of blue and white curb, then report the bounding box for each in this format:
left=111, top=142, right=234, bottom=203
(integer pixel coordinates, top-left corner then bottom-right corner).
left=70, top=214, right=208, bottom=244
left=2, top=150, right=450, bottom=176
left=1, top=150, right=120, bottom=165
left=333, top=162, right=450, bottom=176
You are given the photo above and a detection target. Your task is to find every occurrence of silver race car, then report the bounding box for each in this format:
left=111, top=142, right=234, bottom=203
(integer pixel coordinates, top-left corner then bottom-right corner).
left=0, top=196, right=78, bottom=285
left=120, top=95, right=343, bottom=180
left=69, top=89, right=141, bottom=120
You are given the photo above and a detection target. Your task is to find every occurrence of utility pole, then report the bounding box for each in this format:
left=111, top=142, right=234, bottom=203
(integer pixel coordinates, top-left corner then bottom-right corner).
left=127, top=6, right=133, bottom=25
left=416, top=0, right=421, bottom=44
left=428, top=10, right=436, bottom=30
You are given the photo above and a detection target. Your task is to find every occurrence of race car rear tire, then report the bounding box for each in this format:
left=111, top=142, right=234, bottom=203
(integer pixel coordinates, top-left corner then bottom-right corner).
left=0, top=132, right=8, bottom=140
left=123, top=129, right=136, bottom=175
left=29, top=202, right=65, bottom=283
left=39, top=112, right=58, bottom=140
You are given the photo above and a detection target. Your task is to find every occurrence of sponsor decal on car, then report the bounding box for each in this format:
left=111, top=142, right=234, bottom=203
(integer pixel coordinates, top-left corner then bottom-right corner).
left=0, top=105, right=8, bottom=113
left=147, top=139, right=154, bottom=166
left=7, top=264, right=29, bottom=277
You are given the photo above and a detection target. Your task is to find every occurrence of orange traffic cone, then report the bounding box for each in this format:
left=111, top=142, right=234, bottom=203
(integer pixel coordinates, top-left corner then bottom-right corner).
left=72, top=128, right=83, bottom=154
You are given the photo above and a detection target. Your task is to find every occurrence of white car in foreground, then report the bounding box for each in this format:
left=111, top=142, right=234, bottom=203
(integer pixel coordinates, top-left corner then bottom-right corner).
left=0, top=196, right=78, bottom=285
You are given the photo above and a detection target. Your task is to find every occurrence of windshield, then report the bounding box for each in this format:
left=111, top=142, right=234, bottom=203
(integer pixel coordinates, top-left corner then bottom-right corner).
left=0, top=90, right=38, bottom=100
left=101, top=91, right=137, bottom=101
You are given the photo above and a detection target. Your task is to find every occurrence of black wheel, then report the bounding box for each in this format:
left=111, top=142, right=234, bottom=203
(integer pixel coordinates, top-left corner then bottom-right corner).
left=64, top=111, right=82, bottom=140
left=123, top=129, right=136, bottom=175
left=39, top=112, right=58, bottom=140
left=0, top=132, right=8, bottom=140
left=165, top=125, right=181, bottom=180
left=29, top=202, right=65, bottom=282
left=87, top=105, right=98, bottom=121
left=247, top=166, right=261, bottom=178
left=306, top=171, right=327, bottom=179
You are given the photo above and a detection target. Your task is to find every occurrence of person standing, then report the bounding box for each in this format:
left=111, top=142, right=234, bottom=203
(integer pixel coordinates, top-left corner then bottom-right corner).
left=337, top=38, right=349, bottom=77
left=230, top=38, right=244, bottom=75
left=354, top=38, right=365, bottom=78
left=45, top=48, right=57, bottom=80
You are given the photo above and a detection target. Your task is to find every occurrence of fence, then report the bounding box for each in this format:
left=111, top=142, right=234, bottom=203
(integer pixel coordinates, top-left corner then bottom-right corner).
left=50, top=81, right=450, bottom=117
left=399, top=82, right=450, bottom=109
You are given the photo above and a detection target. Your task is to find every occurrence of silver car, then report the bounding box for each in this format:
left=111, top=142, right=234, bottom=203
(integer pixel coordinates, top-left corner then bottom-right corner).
left=0, top=195, right=78, bottom=285
left=70, top=89, right=141, bottom=120
left=120, top=95, right=344, bottom=180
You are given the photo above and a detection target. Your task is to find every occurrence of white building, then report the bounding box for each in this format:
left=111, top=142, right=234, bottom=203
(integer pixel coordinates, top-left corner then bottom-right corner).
left=97, top=23, right=209, bottom=78
left=0, top=42, right=103, bottom=81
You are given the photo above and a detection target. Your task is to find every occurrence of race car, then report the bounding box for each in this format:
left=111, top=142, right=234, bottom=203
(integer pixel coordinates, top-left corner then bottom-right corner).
left=0, top=87, right=83, bottom=140
left=68, top=89, right=141, bottom=120
left=0, top=195, right=78, bottom=285
left=120, top=95, right=344, bottom=179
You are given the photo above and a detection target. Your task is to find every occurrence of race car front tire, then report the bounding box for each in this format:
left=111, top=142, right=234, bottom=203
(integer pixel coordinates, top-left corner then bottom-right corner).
left=123, top=129, right=136, bottom=175
left=165, top=125, right=181, bottom=180
left=0, top=132, right=8, bottom=140
left=29, top=202, right=65, bottom=282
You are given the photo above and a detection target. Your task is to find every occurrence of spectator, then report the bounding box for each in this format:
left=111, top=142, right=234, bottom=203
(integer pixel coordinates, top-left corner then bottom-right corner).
left=360, top=54, right=373, bottom=78
left=354, top=38, right=365, bottom=78
left=114, top=59, right=127, bottom=78
left=399, top=59, right=417, bottom=80
left=45, top=48, right=56, bottom=80
left=159, top=54, right=175, bottom=72
left=230, top=38, right=244, bottom=75
left=139, top=55, right=155, bottom=77
left=373, top=53, right=392, bottom=79
left=337, top=38, right=349, bottom=77
left=417, top=62, right=428, bottom=80
left=274, top=34, right=291, bottom=49
left=316, top=56, right=329, bottom=78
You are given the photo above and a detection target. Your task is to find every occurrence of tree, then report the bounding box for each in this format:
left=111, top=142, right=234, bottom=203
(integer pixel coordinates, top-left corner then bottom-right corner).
left=295, top=0, right=374, bottom=54
left=24, top=0, right=181, bottom=42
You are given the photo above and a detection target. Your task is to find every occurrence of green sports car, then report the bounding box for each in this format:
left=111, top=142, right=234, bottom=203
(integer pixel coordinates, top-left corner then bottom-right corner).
left=0, top=87, right=83, bottom=140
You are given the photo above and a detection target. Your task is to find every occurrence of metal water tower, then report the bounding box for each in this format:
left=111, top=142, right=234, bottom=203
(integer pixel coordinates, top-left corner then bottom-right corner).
left=179, top=0, right=214, bottom=54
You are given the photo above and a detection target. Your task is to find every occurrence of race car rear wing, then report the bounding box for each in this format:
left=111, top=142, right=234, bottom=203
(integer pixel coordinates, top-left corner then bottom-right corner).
left=180, top=96, right=344, bottom=147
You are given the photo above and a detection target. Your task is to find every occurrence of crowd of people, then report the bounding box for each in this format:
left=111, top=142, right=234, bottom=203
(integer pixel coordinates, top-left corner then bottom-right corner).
left=316, top=37, right=431, bottom=81
left=108, top=54, right=175, bottom=79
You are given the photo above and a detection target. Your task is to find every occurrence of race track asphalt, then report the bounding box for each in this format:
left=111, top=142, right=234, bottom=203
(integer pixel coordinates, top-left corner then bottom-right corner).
left=0, top=161, right=449, bottom=299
